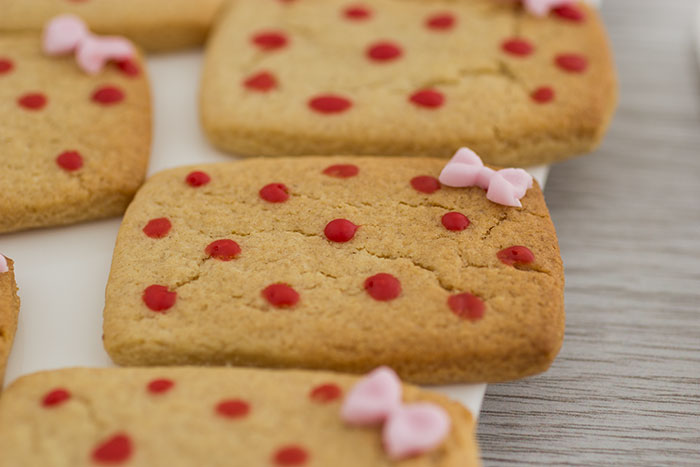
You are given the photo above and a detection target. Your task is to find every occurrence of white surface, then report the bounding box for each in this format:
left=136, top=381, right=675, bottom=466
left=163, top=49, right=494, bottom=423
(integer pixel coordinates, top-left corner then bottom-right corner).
left=2, top=52, right=549, bottom=421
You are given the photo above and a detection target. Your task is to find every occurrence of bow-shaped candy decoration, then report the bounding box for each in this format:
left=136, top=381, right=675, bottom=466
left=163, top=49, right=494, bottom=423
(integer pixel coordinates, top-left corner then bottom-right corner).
left=42, top=15, right=135, bottom=75
left=522, top=0, right=575, bottom=17
left=0, top=255, right=7, bottom=274
left=439, top=147, right=533, bottom=207
left=341, top=367, right=451, bottom=460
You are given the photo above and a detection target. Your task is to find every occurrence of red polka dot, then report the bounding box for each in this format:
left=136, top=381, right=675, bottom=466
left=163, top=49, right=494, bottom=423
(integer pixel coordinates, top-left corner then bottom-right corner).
left=185, top=171, right=211, bottom=187
left=497, top=246, right=535, bottom=266
left=143, top=218, right=172, bottom=238
left=0, top=58, right=14, bottom=74
left=410, top=175, right=441, bottom=194
left=555, top=54, right=588, bottom=73
left=502, top=38, right=534, bottom=56
left=243, top=71, right=278, bottom=92
left=367, top=41, right=402, bottom=62
left=142, top=285, right=176, bottom=312
left=553, top=5, right=585, bottom=22
left=426, top=13, right=455, bottom=30
left=308, top=95, right=353, bottom=114
left=205, top=239, right=242, bottom=261
left=448, top=293, right=485, bottom=321
left=322, top=164, right=359, bottom=178
left=531, top=86, right=555, bottom=103
left=324, top=219, right=358, bottom=243
left=262, top=283, right=300, bottom=308
left=92, top=85, right=125, bottom=105
left=274, top=446, right=309, bottom=466
left=344, top=5, right=371, bottom=20
left=18, top=93, right=47, bottom=110
left=252, top=31, right=289, bottom=51
left=364, top=273, right=401, bottom=301
left=309, top=383, right=342, bottom=403
left=441, top=212, right=470, bottom=231
left=409, top=89, right=444, bottom=109
left=147, top=379, right=174, bottom=394
left=42, top=388, right=71, bottom=407
left=56, top=151, right=84, bottom=172
left=92, top=433, right=132, bottom=464
left=259, top=183, right=290, bottom=203
left=116, top=59, right=141, bottom=77
left=216, top=399, right=250, bottom=419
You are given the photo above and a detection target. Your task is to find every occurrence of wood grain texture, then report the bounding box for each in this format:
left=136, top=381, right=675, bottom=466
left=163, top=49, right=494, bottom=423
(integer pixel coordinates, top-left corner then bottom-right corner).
left=477, top=0, right=700, bottom=465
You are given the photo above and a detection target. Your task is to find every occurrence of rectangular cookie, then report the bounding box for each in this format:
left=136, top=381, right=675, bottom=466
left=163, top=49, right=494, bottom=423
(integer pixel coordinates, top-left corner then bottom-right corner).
left=0, top=33, right=151, bottom=234
left=0, top=367, right=479, bottom=466
left=103, top=156, right=565, bottom=384
left=200, top=0, right=616, bottom=166
left=0, top=0, right=225, bottom=52
left=0, top=256, right=20, bottom=389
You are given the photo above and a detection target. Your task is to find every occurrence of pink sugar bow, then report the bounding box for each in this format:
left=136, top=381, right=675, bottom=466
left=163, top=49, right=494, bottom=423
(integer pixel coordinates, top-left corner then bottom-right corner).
left=522, top=0, right=575, bottom=16
left=341, top=367, right=451, bottom=460
left=439, top=148, right=533, bottom=207
left=42, top=15, right=134, bottom=75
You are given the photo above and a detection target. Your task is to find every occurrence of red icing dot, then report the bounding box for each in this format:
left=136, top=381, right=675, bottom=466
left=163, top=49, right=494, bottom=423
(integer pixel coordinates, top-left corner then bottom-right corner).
left=324, top=219, right=358, bottom=243
left=322, top=164, right=359, bottom=178
left=497, top=245, right=535, bottom=266
left=259, top=183, right=290, bottom=203
left=185, top=171, right=211, bottom=187
left=143, top=218, right=172, bottom=238
left=309, top=383, right=342, bottom=403
left=216, top=399, right=250, bottom=419
left=410, top=175, right=441, bottom=194
left=205, top=239, right=242, bottom=261
left=56, top=151, right=84, bottom=172
left=364, top=273, right=401, bottom=301
left=116, top=59, right=140, bottom=77
left=426, top=13, right=455, bottom=30
left=553, top=5, right=585, bottom=22
left=147, top=379, right=174, bottom=394
left=367, top=42, right=402, bottom=62
left=18, top=93, right=47, bottom=110
left=0, top=58, right=14, bottom=74
left=274, top=446, right=309, bottom=466
left=92, top=434, right=132, bottom=464
left=448, top=293, right=485, bottom=321
left=308, top=95, right=353, bottom=114
left=262, top=283, right=300, bottom=308
left=344, top=5, right=371, bottom=20
left=142, top=285, right=176, bottom=312
left=531, top=86, right=555, bottom=103
left=244, top=71, right=278, bottom=92
left=409, top=89, right=444, bottom=109
left=92, top=85, right=124, bottom=105
left=252, top=31, right=289, bottom=51
left=42, top=388, right=71, bottom=407
left=441, top=212, right=470, bottom=231
left=555, top=54, right=588, bottom=73
left=502, top=38, right=534, bottom=56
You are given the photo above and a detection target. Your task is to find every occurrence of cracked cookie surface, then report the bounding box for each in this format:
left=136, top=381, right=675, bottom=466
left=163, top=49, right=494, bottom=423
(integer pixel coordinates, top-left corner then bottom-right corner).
left=0, top=34, right=151, bottom=234
left=0, top=367, right=478, bottom=467
left=104, top=157, right=564, bottom=384
left=0, top=258, right=19, bottom=389
left=201, top=0, right=616, bottom=166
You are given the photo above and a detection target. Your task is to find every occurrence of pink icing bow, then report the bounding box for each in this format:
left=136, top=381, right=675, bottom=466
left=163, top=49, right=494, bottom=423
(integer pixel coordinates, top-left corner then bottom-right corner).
left=439, top=147, right=533, bottom=207
left=341, top=367, right=451, bottom=460
left=42, top=15, right=134, bottom=75
left=522, top=0, right=575, bottom=16
left=0, top=255, right=7, bottom=274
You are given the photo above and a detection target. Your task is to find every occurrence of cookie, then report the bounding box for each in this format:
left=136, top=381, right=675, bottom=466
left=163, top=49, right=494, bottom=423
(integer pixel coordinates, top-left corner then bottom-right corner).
left=0, top=366, right=479, bottom=466
left=0, top=33, right=151, bottom=234
left=103, top=155, right=565, bottom=384
left=0, top=0, right=225, bottom=52
left=0, top=256, right=20, bottom=388
left=200, top=0, right=616, bottom=166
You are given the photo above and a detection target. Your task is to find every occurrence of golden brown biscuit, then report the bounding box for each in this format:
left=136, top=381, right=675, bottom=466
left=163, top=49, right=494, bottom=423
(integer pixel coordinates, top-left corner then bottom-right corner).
left=0, top=33, right=151, bottom=234
left=103, top=157, right=565, bottom=384
left=201, top=0, right=616, bottom=166
left=0, top=257, right=20, bottom=388
left=0, top=367, right=479, bottom=466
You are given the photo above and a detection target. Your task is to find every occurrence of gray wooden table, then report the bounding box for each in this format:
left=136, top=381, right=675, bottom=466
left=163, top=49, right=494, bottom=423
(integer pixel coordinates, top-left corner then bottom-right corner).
left=478, top=1, right=700, bottom=465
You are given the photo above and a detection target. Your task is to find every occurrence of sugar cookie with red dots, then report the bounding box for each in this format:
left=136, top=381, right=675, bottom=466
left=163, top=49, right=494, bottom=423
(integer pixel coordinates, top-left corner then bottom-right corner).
left=104, top=157, right=564, bottom=384
left=0, top=33, right=151, bottom=234
left=0, top=0, right=225, bottom=52
left=0, top=367, right=480, bottom=466
left=0, top=256, right=19, bottom=388
left=201, top=0, right=616, bottom=166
